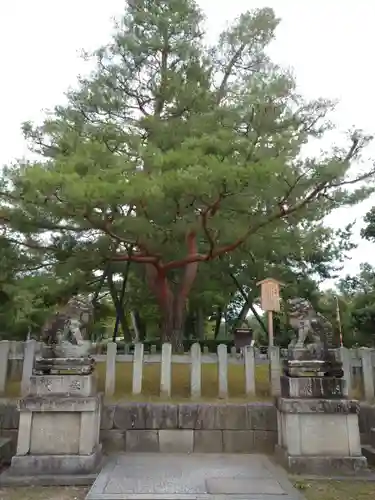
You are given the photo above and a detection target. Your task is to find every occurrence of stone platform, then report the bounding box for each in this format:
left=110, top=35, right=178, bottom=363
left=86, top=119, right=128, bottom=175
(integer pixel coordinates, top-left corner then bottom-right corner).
left=6, top=357, right=102, bottom=479
left=276, top=397, right=368, bottom=475
left=8, top=394, right=102, bottom=476
left=86, top=453, right=305, bottom=500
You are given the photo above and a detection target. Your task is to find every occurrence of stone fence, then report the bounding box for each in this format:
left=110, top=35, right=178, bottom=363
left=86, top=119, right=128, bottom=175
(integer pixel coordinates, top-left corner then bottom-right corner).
left=0, top=340, right=375, bottom=401
left=0, top=399, right=282, bottom=458
left=0, top=398, right=374, bottom=460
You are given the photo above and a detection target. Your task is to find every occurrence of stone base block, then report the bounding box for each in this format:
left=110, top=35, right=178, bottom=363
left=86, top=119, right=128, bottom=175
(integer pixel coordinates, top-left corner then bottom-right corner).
left=275, top=445, right=368, bottom=476
left=125, top=430, right=159, bottom=452
left=280, top=376, right=345, bottom=399
left=28, top=373, right=96, bottom=396
left=193, top=430, right=223, bottom=453
left=11, top=393, right=102, bottom=478
left=16, top=395, right=101, bottom=457
left=0, top=437, right=13, bottom=465
left=9, top=446, right=102, bottom=476
left=159, top=430, right=194, bottom=453
left=362, top=445, right=375, bottom=466
left=277, top=397, right=360, bottom=416
left=276, top=397, right=368, bottom=475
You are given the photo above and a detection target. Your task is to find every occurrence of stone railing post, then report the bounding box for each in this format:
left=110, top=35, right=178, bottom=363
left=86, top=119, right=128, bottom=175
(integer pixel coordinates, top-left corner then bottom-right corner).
left=0, top=340, right=10, bottom=394
left=190, top=342, right=201, bottom=398
left=132, top=343, right=144, bottom=395
left=105, top=342, right=117, bottom=397
left=339, top=347, right=351, bottom=397
left=269, top=346, right=281, bottom=397
left=217, top=344, right=228, bottom=398
left=21, top=339, right=36, bottom=396
left=359, top=348, right=375, bottom=401
left=244, top=345, right=256, bottom=396
left=160, top=343, right=172, bottom=397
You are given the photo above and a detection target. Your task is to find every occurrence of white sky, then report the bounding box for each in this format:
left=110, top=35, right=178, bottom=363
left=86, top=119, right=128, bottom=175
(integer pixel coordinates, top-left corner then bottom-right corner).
left=1, top=0, right=374, bottom=287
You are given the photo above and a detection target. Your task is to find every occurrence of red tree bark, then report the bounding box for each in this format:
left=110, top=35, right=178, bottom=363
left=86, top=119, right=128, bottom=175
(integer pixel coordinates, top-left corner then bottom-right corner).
left=145, top=232, right=199, bottom=352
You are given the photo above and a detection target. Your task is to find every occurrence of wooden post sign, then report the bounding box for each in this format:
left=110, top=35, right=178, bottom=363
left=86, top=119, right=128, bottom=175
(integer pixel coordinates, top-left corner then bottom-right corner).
left=256, top=278, right=284, bottom=347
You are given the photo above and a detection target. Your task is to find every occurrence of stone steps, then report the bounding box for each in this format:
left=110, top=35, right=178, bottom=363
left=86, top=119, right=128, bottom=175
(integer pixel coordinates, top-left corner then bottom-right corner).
left=0, top=437, right=13, bottom=465
left=85, top=453, right=298, bottom=500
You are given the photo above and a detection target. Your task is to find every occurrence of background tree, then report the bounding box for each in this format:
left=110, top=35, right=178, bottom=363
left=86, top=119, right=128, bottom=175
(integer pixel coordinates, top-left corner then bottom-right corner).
left=336, top=263, right=375, bottom=347
left=362, top=207, right=375, bottom=242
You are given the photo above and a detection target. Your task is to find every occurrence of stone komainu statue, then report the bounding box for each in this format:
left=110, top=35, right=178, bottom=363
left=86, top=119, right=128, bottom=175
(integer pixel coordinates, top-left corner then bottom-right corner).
left=41, top=295, right=94, bottom=357
left=286, top=297, right=334, bottom=350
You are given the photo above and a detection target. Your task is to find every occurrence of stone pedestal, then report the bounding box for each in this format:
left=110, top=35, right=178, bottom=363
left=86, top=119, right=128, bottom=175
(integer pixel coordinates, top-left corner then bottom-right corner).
left=280, top=375, right=345, bottom=399
left=8, top=357, right=102, bottom=478
left=276, top=382, right=368, bottom=475
left=283, top=349, right=344, bottom=378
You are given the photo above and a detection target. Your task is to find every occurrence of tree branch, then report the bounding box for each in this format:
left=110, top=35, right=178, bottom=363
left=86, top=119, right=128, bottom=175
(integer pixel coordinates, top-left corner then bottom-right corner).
left=331, top=168, right=375, bottom=188
left=199, top=193, right=225, bottom=257
left=5, top=237, right=57, bottom=253
left=179, top=231, right=199, bottom=299
left=216, top=43, right=246, bottom=104
left=154, top=30, right=169, bottom=116
left=229, top=272, right=268, bottom=336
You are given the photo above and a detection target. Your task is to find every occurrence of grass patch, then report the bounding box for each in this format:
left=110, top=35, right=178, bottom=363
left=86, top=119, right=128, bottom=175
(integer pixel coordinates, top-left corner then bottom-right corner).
left=4, top=362, right=271, bottom=402
left=294, top=480, right=375, bottom=500
left=98, top=361, right=271, bottom=401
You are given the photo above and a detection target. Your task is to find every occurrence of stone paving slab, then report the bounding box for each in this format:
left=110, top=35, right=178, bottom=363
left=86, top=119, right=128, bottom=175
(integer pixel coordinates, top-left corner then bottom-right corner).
left=206, top=478, right=285, bottom=495
left=86, top=453, right=305, bottom=500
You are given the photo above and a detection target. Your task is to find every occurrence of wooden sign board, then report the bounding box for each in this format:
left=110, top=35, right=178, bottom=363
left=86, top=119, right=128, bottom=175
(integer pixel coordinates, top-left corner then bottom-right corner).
left=233, top=328, right=253, bottom=349
left=256, top=278, right=284, bottom=312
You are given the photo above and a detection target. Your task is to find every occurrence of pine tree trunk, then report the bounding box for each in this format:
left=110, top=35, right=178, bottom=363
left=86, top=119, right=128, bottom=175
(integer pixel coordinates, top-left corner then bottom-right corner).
left=145, top=258, right=198, bottom=353
left=133, top=310, right=146, bottom=341
left=162, top=293, right=185, bottom=353
left=196, top=306, right=205, bottom=340
left=107, top=271, right=132, bottom=341
left=214, top=306, right=223, bottom=338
